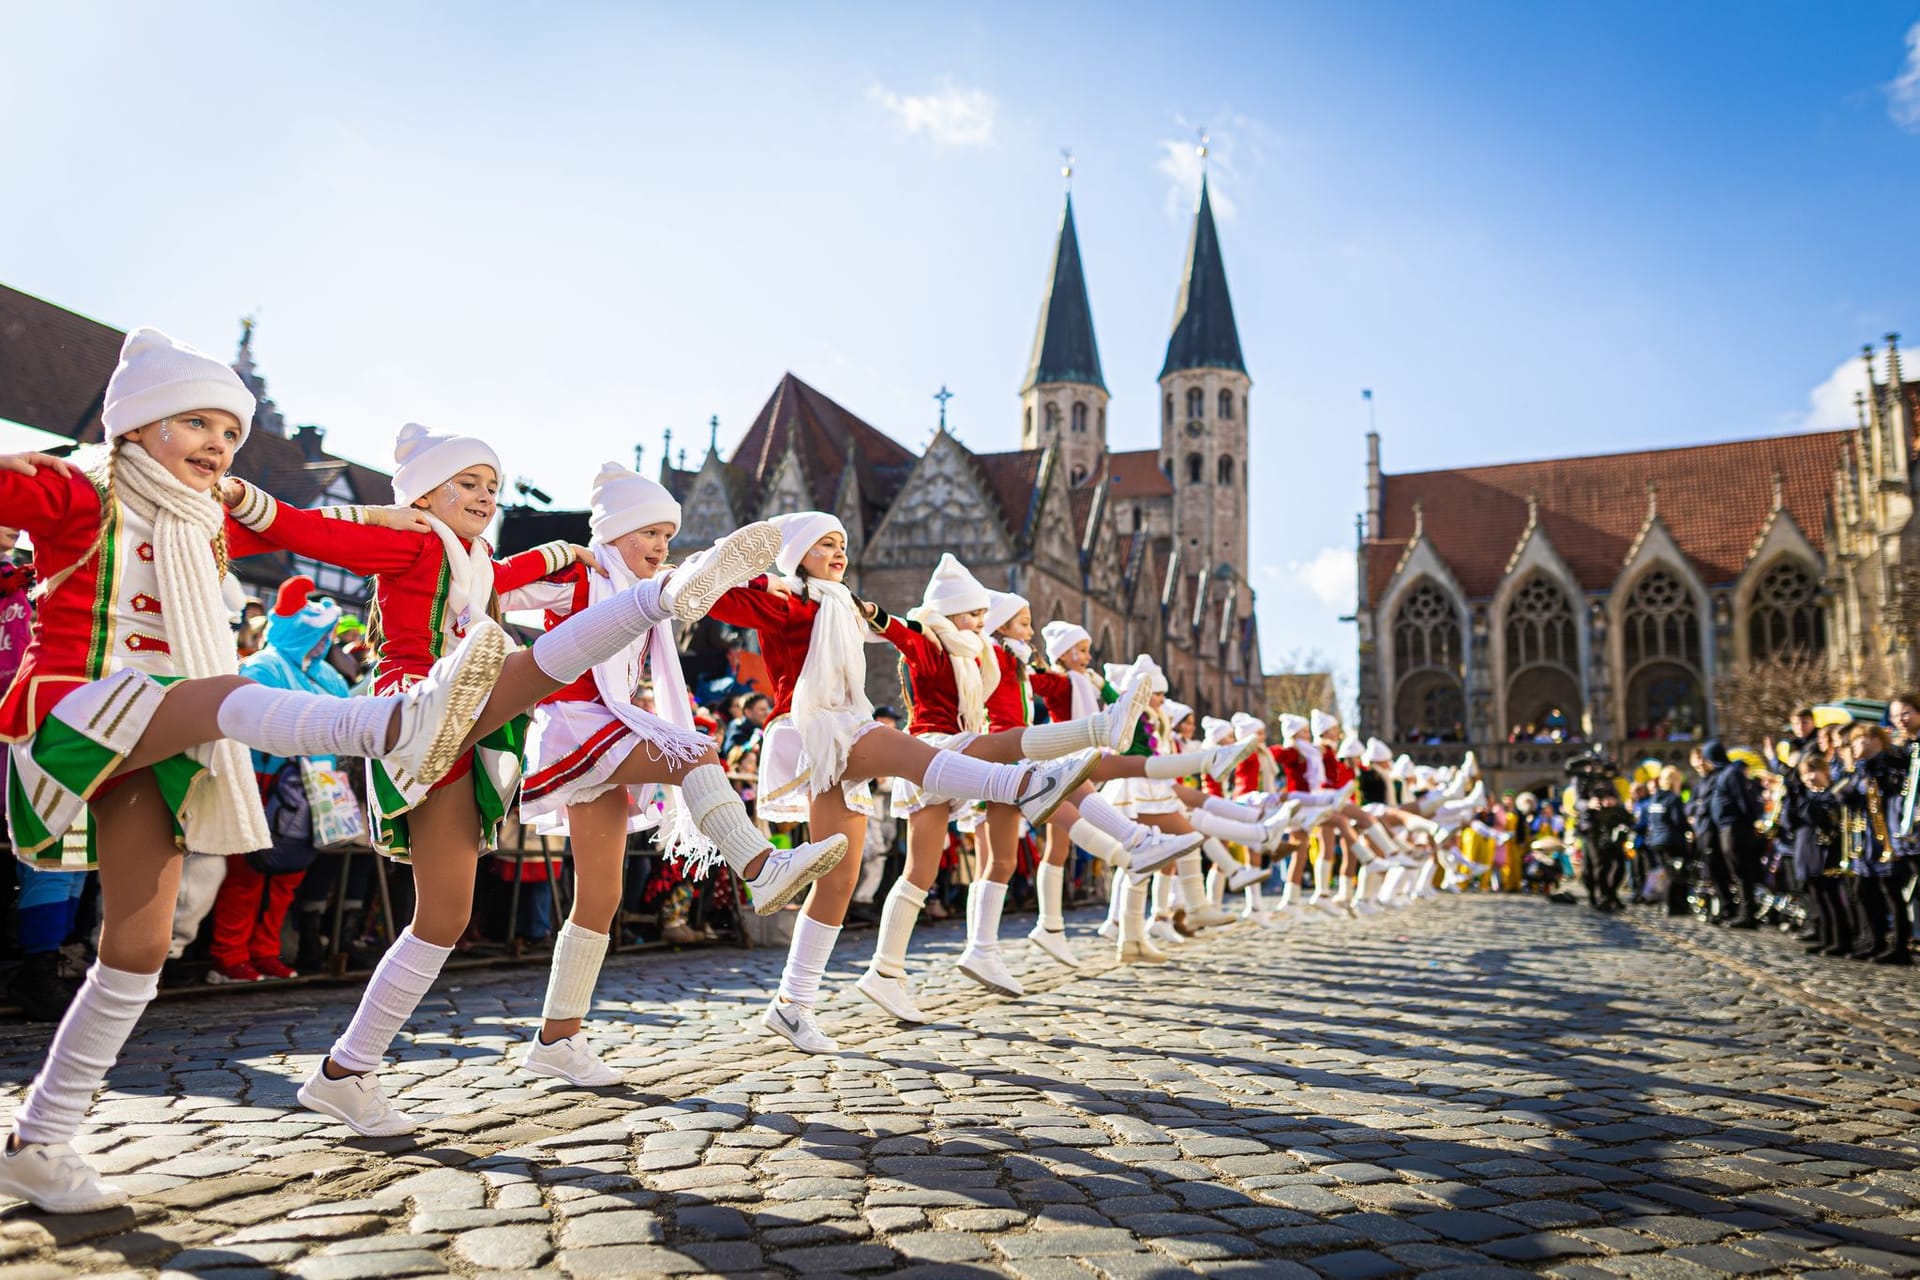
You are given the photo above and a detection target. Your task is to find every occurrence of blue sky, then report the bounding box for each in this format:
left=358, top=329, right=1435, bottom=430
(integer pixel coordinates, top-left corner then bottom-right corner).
left=5, top=3, right=1919, bottom=708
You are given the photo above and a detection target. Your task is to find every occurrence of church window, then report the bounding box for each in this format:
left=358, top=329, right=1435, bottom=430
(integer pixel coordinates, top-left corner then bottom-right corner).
left=1392, top=580, right=1466, bottom=741
left=1622, top=567, right=1705, bottom=738
left=1023, top=406, right=1032, bottom=438
left=1045, top=402, right=1061, bottom=432
left=1070, top=465, right=1087, bottom=485
left=1186, top=387, right=1204, bottom=420
left=1071, top=402, right=1087, bottom=434
left=1186, top=453, right=1203, bottom=484
left=1748, top=559, right=1824, bottom=660
left=1132, top=507, right=1143, bottom=532
left=1163, top=393, right=1173, bottom=429
left=1622, top=568, right=1700, bottom=670
left=1218, top=389, right=1233, bottom=420
left=1097, top=406, right=1105, bottom=435
left=1217, top=456, right=1234, bottom=485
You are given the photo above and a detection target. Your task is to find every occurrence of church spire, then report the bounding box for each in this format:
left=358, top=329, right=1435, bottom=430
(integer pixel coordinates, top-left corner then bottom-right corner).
left=1021, top=193, right=1105, bottom=394
left=1159, top=174, right=1246, bottom=378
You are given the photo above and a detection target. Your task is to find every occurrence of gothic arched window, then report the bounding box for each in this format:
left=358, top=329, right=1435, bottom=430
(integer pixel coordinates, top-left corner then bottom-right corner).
left=1186, top=387, right=1204, bottom=420
left=1069, top=465, right=1087, bottom=485
left=1748, top=559, right=1824, bottom=661
left=1045, top=402, right=1061, bottom=432
left=1023, top=406, right=1032, bottom=439
left=1071, top=402, right=1087, bottom=434
left=1218, top=389, right=1234, bottom=420
left=1393, top=580, right=1463, bottom=677
left=1132, top=507, right=1143, bottom=532
left=1163, top=393, right=1173, bottom=429
left=1217, top=455, right=1234, bottom=485
left=1503, top=575, right=1582, bottom=734
left=1622, top=567, right=1704, bottom=737
left=1186, top=453, right=1203, bottom=485
left=1097, top=406, right=1105, bottom=436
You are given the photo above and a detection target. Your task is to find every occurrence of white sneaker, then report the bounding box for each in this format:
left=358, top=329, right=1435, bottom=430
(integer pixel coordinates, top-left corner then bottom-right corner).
left=1016, top=751, right=1101, bottom=827
left=745, top=835, right=849, bottom=915
left=1117, top=938, right=1170, bottom=965
left=1186, top=906, right=1240, bottom=929
left=1227, top=862, right=1266, bottom=892
left=297, top=1066, right=418, bottom=1137
left=764, top=997, right=839, bottom=1051
left=1095, top=677, right=1154, bottom=752
left=1147, top=918, right=1185, bottom=945
left=659, top=522, right=783, bottom=622
left=956, top=946, right=1024, bottom=997
left=1353, top=899, right=1383, bottom=917
left=854, top=971, right=930, bottom=1023
left=1125, top=827, right=1203, bottom=876
left=1095, top=918, right=1120, bottom=940
left=1261, top=802, right=1300, bottom=848
left=0, top=1139, right=127, bottom=1214
left=387, top=617, right=510, bottom=788
left=521, top=1033, right=621, bottom=1086
left=1027, top=925, right=1082, bottom=968
left=1207, top=738, right=1257, bottom=783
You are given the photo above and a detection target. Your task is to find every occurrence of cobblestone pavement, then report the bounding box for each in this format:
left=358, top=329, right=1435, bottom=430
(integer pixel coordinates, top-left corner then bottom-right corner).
left=3, top=894, right=1920, bottom=1280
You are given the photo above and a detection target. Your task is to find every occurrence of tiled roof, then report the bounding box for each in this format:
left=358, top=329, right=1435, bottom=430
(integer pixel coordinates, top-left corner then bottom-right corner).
left=0, top=285, right=119, bottom=439
left=972, top=448, right=1046, bottom=541
left=1107, top=448, right=1172, bottom=498
left=1363, top=430, right=1852, bottom=605
left=732, top=372, right=917, bottom=516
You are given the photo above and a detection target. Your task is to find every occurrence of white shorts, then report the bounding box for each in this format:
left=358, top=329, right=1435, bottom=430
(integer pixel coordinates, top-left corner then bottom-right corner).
left=892, top=730, right=985, bottom=831
left=756, top=715, right=877, bottom=824
left=520, top=699, right=713, bottom=838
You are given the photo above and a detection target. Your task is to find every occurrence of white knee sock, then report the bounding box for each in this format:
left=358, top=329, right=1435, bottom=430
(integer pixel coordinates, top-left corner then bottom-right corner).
left=1278, top=876, right=1297, bottom=908
left=869, top=880, right=927, bottom=979
left=1205, top=866, right=1224, bottom=906
left=1378, top=867, right=1403, bottom=902
left=1143, top=750, right=1210, bottom=780
left=919, top=750, right=1026, bottom=805
left=1200, top=837, right=1241, bottom=873
left=1103, top=867, right=1126, bottom=929
left=681, top=763, right=772, bottom=877
left=1077, top=792, right=1137, bottom=842
left=1353, top=866, right=1372, bottom=903
left=1068, top=818, right=1129, bottom=865
left=1177, top=854, right=1207, bottom=914
left=329, top=929, right=452, bottom=1073
left=1188, top=808, right=1267, bottom=847
left=1021, top=718, right=1096, bottom=760
left=1204, top=796, right=1264, bottom=822
left=540, top=921, right=608, bottom=1024
left=1035, top=862, right=1065, bottom=931
left=530, top=581, right=666, bottom=685
left=777, top=914, right=842, bottom=1008
left=13, top=961, right=159, bottom=1145
left=1118, top=873, right=1150, bottom=942
left=1363, top=825, right=1401, bottom=861
left=967, top=881, right=1007, bottom=952
left=216, top=684, right=396, bottom=759
left=1243, top=883, right=1264, bottom=913
left=1152, top=870, right=1175, bottom=918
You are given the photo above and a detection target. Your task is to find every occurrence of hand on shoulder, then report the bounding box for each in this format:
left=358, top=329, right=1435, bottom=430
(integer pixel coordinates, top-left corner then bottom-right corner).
left=0, top=452, right=73, bottom=479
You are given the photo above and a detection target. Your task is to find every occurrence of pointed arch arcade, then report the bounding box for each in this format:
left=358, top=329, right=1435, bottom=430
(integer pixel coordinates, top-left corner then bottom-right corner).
left=1391, top=577, right=1466, bottom=742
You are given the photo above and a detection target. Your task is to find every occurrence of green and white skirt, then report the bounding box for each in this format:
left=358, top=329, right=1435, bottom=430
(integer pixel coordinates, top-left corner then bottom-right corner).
left=366, top=714, right=528, bottom=863
left=6, top=669, right=205, bottom=869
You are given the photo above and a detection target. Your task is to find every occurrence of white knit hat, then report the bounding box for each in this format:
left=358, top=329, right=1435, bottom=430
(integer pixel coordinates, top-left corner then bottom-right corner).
left=1336, top=736, right=1364, bottom=760
left=1202, top=716, right=1234, bottom=745
left=1309, top=708, right=1340, bottom=739
left=590, top=461, right=680, bottom=542
left=919, top=553, right=991, bottom=617
left=102, top=327, right=256, bottom=443
left=391, top=423, right=503, bottom=508
left=984, top=590, right=1028, bottom=636
left=1126, top=654, right=1169, bottom=694
left=1364, top=737, right=1393, bottom=765
left=770, top=511, right=846, bottom=577
left=1042, top=621, right=1091, bottom=664
left=1162, top=700, right=1194, bottom=733
left=1278, top=713, right=1309, bottom=742
left=1391, top=753, right=1415, bottom=781
left=1230, top=712, right=1265, bottom=740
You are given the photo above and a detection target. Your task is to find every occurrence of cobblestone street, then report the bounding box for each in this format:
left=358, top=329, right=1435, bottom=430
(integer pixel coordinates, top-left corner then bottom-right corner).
left=3, top=895, right=1919, bottom=1279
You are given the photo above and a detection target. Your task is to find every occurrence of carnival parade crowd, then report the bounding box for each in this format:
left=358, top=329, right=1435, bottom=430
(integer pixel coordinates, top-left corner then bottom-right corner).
left=0, top=326, right=1666, bottom=1216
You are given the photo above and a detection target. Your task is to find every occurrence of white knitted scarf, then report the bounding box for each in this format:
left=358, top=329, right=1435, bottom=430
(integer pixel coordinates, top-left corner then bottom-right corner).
left=588, top=543, right=713, bottom=867
left=109, top=444, right=271, bottom=855
left=787, top=576, right=874, bottom=793
left=422, top=514, right=496, bottom=639
left=908, top=607, right=998, bottom=735
left=1065, top=668, right=1102, bottom=720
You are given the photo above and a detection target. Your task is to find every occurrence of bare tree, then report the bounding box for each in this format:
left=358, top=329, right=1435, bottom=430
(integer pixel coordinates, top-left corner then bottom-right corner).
left=1267, top=647, right=1345, bottom=722
left=1713, top=652, right=1832, bottom=744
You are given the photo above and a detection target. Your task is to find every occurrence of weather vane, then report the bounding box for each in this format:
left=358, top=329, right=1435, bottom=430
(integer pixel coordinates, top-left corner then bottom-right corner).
left=1196, top=126, right=1210, bottom=169
left=1060, top=147, right=1074, bottom=188
left=934, top=385, right=954, bottom=432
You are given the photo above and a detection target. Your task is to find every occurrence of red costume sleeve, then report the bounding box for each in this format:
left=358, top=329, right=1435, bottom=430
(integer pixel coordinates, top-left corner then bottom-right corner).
left=493, top=542, right=574, bottom=594
left=224, top=482, right=428, bottom=577
left=0, top=465, right=84, bottom=543
left=707, top=577, right=792, bottom=631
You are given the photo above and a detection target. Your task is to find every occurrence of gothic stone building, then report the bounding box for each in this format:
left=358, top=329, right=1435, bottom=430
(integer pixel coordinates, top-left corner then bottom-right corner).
left=659, top=179, right=1266, bottom=718
left=1356, top=335, right=1920, bottom=793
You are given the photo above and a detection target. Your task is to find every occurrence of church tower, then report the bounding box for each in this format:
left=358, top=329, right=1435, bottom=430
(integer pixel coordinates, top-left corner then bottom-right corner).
left=1020, top=191, right=1108, bottom=487
left=1159, top=169, right=1250, bottom=595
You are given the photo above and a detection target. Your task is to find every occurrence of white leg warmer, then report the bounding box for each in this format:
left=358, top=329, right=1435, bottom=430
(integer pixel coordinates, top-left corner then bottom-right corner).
left=1119, top=873, right=1152, bottom=942
left=1068, top=818, right=1130, bottom=865
left=777, top=914, right=842, bottom=1008
left=13, top=962, right=159, bottom=1145
left=1203, top=796, right=1265, bottom=822
left=530, top=580, right=666, bottom=685
left=967, top=881, right=1008, bottom=953
left=868, top=880, right=926, bottom=979
left=1188, top=808, right=1268, bottom=847
left=1377, top=867, right=1404, bottom=902
left=681, top=763, right=770, bottom=877
left=1200, top=837, right=1242, bottom=873
left=1035, top=862, right=1066, bottom=931
left=1363, top=825, right=1400, bottom=861
left=1020, top=718, right=1097, bottom=760
left=330, top=929, right=452, bottom=1074
left=1152, top=870, right=1175, bottom=918
left=1103, top=867, right=1126, bottom=930
left=1177, top=854, right=1207, bottom=914
left=216, top=684, right=397, bottom=760
left=1205, top=866, right=1225, bottom=907
left=919, top=750, right=1025, bottom=805
left=1143, top=750, right=1211, bottom=780
left=540, top=921, right=609, bottom=1022
left=1077, top=792, right=1139, bottom=843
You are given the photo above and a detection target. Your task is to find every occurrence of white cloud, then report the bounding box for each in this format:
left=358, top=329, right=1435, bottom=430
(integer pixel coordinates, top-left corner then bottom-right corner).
left=1890, top=22, right=1920, bottom=133
left=868, top=81, right=997, bottom=147
left=1797, top=351, right=1872, bottom=431
left=1291, top=545, right=1356, bottom=611
left=1155, top=110, right=1278, bottom=221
